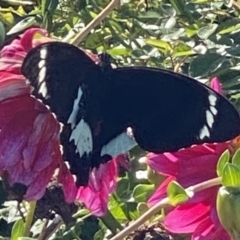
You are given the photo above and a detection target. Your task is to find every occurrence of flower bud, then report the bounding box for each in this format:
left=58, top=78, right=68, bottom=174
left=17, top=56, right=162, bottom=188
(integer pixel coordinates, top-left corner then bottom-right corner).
left=217, top=186, right=240, bottom=239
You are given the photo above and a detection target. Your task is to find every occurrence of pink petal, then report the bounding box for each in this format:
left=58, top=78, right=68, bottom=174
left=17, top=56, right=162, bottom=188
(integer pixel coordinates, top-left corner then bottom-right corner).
left=0, top=73, right=30, bottom=101
left=58, top=161, right=78, bottom=203
left=147, top=143, right=228, bottom=186
left=148, top=176, right=175, bottom=206
left=20, top=28, right=48, bottom=51
left=192, top=217, right=230, bottom=240
left=210, top=77, right=223, bottom=94
left=164, top=202, right=210, bottom=233
left=77, top=186, right=109, bottom=216
left=76, top=160, right=118, bottom=216
left=0, top=110, right=36, bottom=169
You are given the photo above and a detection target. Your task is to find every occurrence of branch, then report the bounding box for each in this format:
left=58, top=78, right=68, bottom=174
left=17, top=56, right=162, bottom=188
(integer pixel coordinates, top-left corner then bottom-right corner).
left=69, top=0, right=120, bottom=46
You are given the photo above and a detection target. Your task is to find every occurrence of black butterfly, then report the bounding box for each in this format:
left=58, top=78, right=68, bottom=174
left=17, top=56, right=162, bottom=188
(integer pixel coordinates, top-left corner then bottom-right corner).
left=21, top=42, right=240, bottom=186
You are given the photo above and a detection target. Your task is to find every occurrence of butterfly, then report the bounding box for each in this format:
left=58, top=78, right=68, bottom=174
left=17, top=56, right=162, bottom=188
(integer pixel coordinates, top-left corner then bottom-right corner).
left=21, top=42, right=240, bottom=186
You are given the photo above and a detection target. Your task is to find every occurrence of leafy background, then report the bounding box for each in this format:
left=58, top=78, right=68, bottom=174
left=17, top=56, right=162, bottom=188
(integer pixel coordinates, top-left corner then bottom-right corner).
left=1, top=0, right=240, bottom=239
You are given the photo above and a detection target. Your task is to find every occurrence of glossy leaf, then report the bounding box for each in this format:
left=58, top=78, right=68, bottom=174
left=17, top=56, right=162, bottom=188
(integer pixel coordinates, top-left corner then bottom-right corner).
left=133, top=184, right=155, bottom=203
left=222, top=163, right=240, bottom=187
left=217, top=150, right=230, bottom=177
left=11, top=219, right=24, bottom=240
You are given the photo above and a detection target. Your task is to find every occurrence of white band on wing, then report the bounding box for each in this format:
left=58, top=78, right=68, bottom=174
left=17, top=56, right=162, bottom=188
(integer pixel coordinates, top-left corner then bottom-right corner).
left=70, top=119, right=93, bottom=157
left=100, top=130, right=137, bottom=158
left=67, top=87, right=83, bottom=129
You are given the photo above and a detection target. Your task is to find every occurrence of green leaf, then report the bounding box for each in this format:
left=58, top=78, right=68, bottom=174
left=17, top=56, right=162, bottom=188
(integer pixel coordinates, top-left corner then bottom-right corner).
left=222, top=163, right=240, bottom=187
left=173, top=42, right=195, bottom=57
left=169, top=0, right=185, bottom=15
left=167, top=181, right=189, bottom=206
left=121, top=202, right=139, bottom=220
left=11, top=219, right=24, bottom=240
left=164, top=16, right=176, bottom=28
left=7, top=17, right=35, bottom=35
left=99, top=211, right=122, bottom=235
left=137, top=202, right=149, bottom=216
left=219, top=70, right=240, bottom=89
left=132, top=184, right=155, bottom=203
left=145, top=39, right=172, bottom=55
left=85, top=32, right=104, bottom=49
left=232, top=149, right=240, bottom=168
left=224, top=0, right=233, bottom=8
left=217, top=150, right=230, bottom=177
left=218, top=19, right=240, bottom=35
left=42, top=0, right=59, bottom=16
left=108, top=195, right=127, bottom=221
left=115, top=178, right=131, bottom=200
left=94, top=229, right=105, bottom=240
left=108, top=47, right=129, bottom=56
left=197, top=24, right=218, bottom=40
left=189, top=53, right=227, bottom=78
left=162, top=28, right=185, bottom=41
left=226, top=45, right=240, bottom=58
left=138, top=11, right=161, bottom=19
left=0, top=11, right=14, bottom=25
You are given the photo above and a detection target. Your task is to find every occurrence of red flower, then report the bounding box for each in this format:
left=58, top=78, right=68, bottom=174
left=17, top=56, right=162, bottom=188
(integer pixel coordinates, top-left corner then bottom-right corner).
left=0, top=28, right=76, bottom=201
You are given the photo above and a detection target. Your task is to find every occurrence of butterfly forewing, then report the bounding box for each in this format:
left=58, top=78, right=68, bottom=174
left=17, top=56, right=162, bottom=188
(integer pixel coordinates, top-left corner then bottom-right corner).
left=22, top=42, right=102, bottom=123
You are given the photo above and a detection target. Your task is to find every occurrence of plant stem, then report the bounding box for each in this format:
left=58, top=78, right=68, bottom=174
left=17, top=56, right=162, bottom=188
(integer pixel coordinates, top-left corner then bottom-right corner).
left=23, top=201, right=36, bottom=237
left=100, top=209, right=123, bottom=234
left=110, top=177, right=222, bottom=240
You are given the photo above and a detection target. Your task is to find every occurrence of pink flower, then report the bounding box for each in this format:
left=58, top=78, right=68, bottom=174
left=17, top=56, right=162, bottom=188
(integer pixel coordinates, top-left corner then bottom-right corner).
left=0, top=28, right=76, bottom=201
left=76, top=154, right=128, bottom=216
left=210, top=77, right=223, bottom=94
left=147, top=143, right=233, bottom=239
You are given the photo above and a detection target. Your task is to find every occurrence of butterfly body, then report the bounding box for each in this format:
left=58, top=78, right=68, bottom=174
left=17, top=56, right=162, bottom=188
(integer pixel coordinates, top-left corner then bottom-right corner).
left=22, top=42, right=240, bottom=186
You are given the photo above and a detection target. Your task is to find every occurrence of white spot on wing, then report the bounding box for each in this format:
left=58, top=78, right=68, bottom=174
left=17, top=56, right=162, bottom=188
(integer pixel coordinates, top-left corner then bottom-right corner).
left=38, top=66, right=46, bottom=83
left=101, top=129, right=137, bottom=158
left=38, top=59, right=45, bottom=69
left=210, top=106, right=218, bottom=115
left=199, top=125, right=210, bottom=140
left=208, top=94, right=217, bottom=106
left=40, top=48, right=47, bottom=59
left=70, top=119, right=92, bottom=157
left=198, top=92, right=218, bottom=140
left=38, top=81, right=48, bottom=97
left=67, top=87, right=83, bottom=129
left=38, top=48, right=48, bottom=96
left=206, top=110, right=214, bottom=128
